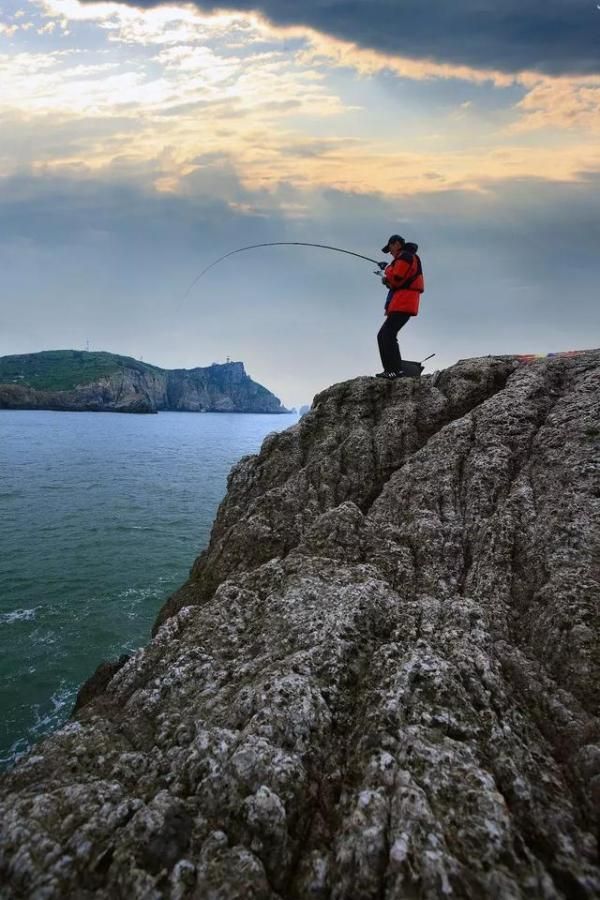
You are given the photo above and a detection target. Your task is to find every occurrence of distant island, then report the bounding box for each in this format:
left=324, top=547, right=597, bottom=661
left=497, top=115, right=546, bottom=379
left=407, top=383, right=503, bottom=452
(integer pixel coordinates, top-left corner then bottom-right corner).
left=0, top=350, right=289, bottom=414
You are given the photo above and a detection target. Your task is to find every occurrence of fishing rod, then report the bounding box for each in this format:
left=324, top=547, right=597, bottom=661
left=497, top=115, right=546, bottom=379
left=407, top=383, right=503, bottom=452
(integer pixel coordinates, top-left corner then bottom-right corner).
left=181, top=241, right=384, bottom=302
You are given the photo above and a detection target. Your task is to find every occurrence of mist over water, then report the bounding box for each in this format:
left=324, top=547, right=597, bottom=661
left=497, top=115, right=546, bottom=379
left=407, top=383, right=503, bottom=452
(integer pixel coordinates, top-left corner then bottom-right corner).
left=0, top=409, right=297, bottom=769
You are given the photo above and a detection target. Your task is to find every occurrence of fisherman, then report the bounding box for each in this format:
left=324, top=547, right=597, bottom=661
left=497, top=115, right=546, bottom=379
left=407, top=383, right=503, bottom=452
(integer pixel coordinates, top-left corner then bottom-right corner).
left=376, top=235, right=424, bottom=379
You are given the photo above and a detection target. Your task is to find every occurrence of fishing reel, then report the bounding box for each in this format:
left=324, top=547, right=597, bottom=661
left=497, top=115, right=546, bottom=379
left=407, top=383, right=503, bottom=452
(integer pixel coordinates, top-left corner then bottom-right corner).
left=373, top=261, right=387, bottom=275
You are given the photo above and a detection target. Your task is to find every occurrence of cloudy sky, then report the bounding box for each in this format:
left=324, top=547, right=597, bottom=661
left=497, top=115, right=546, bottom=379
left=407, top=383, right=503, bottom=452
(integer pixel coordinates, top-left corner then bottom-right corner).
left=1, top=0, right=599, bottom=406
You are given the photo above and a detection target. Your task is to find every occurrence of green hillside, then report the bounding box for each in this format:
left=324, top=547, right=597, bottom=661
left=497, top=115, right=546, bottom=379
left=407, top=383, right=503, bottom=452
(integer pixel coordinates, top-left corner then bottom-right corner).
left=0, top=350, right=160, bottom=392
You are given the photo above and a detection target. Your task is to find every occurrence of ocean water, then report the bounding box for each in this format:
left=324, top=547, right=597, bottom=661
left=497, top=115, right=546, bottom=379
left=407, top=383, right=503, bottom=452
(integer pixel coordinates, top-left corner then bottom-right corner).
left=0, top=409, right=297, bottom=769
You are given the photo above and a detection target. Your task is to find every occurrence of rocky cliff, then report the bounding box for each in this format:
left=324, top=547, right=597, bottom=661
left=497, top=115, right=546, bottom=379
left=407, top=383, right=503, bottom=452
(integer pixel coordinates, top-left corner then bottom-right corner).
left=0, top=351, right=288, bottom=414
left=1, top=351, right=599, bottom=899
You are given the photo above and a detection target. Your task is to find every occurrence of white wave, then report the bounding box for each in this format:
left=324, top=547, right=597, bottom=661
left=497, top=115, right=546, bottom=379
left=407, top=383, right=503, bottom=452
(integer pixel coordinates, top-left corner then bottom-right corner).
left=31, top=685, right=75, bottom=733
left=0, top=683, right=77, bottom=770
left=0, top=607, right=38, bottom=625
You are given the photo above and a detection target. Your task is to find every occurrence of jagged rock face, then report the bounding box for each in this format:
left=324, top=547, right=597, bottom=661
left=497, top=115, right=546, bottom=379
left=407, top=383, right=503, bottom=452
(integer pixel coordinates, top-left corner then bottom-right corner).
left=0, top=356, right=286, bottom=414
left=1, top=352, right=599, bottom=899
left=165, top=363, right=283, bottom=414
left=0, top=371, right=158, bottom=414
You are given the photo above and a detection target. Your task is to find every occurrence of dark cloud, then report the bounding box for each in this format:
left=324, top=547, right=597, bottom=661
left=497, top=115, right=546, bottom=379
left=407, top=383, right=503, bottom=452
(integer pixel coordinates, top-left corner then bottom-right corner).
left=102, top=0, right=600, bottom=76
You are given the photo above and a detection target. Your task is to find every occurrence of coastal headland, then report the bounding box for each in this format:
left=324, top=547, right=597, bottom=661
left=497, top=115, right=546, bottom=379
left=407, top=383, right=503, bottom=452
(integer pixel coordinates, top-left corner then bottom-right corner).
left=0, top=350, right=288, bottom=414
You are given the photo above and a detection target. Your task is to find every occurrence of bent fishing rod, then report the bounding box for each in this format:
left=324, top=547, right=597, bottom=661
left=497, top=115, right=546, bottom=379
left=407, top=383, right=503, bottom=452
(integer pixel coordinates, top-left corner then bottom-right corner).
left=181, top=241, right=385, bottom=302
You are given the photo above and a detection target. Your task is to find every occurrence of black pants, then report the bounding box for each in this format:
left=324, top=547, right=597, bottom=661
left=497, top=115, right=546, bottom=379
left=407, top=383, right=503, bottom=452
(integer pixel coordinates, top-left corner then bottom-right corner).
left=377, top=312, right=411, bottom=372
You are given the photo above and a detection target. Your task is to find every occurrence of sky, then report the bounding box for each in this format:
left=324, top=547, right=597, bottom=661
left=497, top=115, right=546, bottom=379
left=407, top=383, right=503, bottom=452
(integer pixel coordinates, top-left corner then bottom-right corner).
left=1, top=0, right=599, bottom=407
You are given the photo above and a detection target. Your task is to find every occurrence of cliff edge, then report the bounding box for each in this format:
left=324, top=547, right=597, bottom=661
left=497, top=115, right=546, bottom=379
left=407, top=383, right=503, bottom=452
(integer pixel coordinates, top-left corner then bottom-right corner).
left=1, top=351, right=599, bottom=899
left=0, top=351, right=288, bottom=414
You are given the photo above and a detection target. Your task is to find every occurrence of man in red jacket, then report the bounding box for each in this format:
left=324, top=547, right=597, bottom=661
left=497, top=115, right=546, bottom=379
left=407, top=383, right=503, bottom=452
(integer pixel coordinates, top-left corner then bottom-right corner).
left=376, top=234, right=424, bottom=379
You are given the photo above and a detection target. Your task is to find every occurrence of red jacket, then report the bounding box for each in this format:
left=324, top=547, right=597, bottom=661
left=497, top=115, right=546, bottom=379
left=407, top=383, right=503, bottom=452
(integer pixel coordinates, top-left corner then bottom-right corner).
left=384, top=243, right=424, bottom=316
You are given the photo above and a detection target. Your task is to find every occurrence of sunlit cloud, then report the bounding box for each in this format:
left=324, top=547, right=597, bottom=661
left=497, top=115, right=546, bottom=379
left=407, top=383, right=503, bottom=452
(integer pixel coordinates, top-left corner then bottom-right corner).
left=0, top=0, right=597, bottom=199
left=295, top=29, right=517, bottom=88
left=511, top=76, right=600, bottom=133
left=224, top=139, right=598, bottom=196
left=282, top=28, right=600, bottom=136
left=36, top=0, right=268, bottom=43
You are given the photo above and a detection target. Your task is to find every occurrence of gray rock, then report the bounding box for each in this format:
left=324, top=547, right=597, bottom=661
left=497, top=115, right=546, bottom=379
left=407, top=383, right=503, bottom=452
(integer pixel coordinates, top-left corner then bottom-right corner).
left=1, top=351, right=599, bottom=898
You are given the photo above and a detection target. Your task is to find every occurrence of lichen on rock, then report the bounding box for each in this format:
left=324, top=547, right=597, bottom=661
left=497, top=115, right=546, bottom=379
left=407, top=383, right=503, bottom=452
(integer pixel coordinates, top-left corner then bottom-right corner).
left=1, top=351, right=599, bottom=898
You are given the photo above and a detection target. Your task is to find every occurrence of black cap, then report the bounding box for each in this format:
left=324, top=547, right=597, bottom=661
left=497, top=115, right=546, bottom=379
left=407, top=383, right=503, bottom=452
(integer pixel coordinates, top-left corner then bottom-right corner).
left=381, top=234, right=405, bottom=253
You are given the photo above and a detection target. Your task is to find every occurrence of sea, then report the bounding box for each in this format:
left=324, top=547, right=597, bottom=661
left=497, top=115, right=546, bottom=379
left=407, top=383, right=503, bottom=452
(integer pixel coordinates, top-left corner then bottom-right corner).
left=0, top=408, right=298, bottom=770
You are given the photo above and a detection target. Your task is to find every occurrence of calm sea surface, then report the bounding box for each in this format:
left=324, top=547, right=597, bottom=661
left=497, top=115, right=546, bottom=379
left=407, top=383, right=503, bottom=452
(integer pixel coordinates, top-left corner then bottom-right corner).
left=0, top=409, right=297, bottom=769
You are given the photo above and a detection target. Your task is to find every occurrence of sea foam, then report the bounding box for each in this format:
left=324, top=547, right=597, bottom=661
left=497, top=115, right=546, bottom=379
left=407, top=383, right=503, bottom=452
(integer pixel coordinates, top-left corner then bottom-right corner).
left=0, top=607, right=38, bottom=625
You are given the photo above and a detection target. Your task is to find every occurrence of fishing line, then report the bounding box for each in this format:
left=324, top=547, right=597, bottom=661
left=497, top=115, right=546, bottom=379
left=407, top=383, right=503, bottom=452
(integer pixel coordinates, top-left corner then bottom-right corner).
left=181, top=241, right=380, bottom=304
